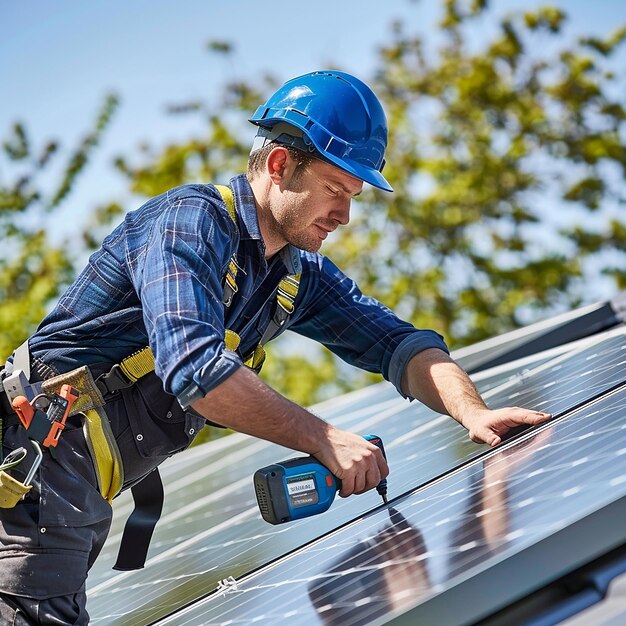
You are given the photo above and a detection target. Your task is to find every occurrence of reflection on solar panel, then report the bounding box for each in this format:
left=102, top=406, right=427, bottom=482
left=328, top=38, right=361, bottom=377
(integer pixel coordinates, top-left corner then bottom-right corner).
left=86, top=314, right=626, bottom=625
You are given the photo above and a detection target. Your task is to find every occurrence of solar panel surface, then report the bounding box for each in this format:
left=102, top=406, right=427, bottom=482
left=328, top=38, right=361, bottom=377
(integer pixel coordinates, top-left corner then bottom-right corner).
left=86, top=326, right=626, bottom=624
left=153, top=385, right=626, bottom=625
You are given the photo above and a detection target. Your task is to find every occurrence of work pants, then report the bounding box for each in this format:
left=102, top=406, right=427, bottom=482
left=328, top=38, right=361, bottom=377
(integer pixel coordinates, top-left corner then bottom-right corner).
left=0, top=370, right=204, bottom=625
left=0, top=589, right=89, bottom=625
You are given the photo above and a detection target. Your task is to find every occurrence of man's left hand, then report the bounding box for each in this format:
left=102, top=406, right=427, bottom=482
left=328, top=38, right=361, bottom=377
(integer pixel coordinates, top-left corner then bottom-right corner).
left=461, top=407, right=552, bottom=447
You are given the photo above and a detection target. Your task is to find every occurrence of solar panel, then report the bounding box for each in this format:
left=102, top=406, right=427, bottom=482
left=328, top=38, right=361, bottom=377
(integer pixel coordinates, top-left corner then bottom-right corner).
left=86, top=326, right=626, bottom=624
left=453, top=296, right=623, bottom=373
left=153, top=384, right=626, bottom=625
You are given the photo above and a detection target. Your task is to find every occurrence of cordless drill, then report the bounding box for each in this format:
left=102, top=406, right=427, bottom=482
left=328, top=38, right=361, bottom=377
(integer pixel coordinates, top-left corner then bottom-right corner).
left=254, top=434, right=388, bottom=525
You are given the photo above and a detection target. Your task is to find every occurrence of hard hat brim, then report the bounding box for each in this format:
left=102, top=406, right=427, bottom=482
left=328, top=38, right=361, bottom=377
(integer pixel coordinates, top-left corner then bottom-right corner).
left=321, top=152, right=394, bottom=193
left=250, top=114, right=393, bottom=193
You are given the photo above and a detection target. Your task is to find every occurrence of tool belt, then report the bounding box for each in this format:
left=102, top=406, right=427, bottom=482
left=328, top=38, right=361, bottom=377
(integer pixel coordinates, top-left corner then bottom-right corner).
left=0, top=343, right=165, bottom=570
left=1, top=350, right=125, bottom=505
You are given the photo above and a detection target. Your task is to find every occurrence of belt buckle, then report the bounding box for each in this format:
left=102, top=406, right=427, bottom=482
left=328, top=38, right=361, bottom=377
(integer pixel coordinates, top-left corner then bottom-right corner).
left=95, top=364, right=133, bottom=396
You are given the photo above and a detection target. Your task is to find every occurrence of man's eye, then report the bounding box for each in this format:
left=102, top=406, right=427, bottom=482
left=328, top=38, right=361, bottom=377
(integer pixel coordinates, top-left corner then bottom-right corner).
left=326, top=186, right=339, bottom=195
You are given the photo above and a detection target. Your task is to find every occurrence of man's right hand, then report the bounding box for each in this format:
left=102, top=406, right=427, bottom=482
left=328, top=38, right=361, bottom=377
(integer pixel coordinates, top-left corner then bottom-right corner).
left=191, top=365, right=389, bottom=499
left=312, top=426, right=389, bottom=498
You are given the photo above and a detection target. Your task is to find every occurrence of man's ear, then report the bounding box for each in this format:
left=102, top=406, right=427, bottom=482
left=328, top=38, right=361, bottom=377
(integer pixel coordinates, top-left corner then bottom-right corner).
left=266, top=146, right=295, bottom=186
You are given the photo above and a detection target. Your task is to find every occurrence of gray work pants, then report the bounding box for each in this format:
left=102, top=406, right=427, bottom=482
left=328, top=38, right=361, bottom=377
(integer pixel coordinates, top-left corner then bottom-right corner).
left=0, top=411, right=112, bottom=625
left=0, top=590, right=89, bottom=625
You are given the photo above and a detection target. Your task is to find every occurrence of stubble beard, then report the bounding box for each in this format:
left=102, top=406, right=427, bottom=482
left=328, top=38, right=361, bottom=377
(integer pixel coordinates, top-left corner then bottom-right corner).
left=269, top=193, right=322, bottom=254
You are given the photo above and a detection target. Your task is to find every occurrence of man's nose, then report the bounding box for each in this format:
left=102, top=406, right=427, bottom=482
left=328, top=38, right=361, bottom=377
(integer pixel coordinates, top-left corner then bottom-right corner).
left=332, top=200, right=351, bottom=226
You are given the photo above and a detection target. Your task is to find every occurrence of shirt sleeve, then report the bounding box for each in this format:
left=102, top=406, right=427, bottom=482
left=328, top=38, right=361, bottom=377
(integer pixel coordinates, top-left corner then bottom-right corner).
left=288, top=253, right=449, bottom=399
left=130, top=189, right=242, bottom=407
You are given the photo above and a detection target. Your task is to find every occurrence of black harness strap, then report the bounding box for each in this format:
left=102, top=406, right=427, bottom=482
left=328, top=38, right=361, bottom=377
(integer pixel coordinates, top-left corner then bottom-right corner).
left=112, top=468, right=164, bottom=571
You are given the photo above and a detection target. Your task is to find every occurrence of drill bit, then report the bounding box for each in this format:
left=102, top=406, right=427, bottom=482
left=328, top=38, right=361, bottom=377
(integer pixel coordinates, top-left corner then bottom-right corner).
left=377, top=480, right=388, bottom=505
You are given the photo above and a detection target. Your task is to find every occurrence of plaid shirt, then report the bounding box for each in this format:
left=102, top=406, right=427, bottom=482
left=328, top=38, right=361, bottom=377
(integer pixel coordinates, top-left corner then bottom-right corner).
left=30, top=175, right=448, bottom=407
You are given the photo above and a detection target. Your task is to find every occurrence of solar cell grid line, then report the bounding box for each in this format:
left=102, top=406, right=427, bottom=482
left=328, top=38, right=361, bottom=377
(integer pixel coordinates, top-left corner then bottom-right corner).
left=152, top=385, right=626, bottom=626
left=467, top=331, right=599, bottom=394
left=87, top=328, right=626, bottom=624
left=377, top=326, right=626, bottom=499
left=480, top=325, right=626, bottom=407
left=120, top=386, right=620, bottom=620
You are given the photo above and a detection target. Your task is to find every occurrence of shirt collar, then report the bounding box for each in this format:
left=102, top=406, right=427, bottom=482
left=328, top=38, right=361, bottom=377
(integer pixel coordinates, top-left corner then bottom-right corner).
left=229, top=174, right=302, bottom=275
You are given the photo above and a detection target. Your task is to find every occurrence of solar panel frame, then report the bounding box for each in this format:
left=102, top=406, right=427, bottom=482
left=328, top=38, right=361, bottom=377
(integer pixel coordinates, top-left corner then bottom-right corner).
left=453, top=297, right=623, bottom=373
left=477, top=543, right=626, bottom=626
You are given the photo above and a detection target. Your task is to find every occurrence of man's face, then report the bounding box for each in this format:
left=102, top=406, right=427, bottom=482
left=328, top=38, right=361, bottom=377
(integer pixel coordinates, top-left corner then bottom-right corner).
left=267, top=157, right=363, bottom=253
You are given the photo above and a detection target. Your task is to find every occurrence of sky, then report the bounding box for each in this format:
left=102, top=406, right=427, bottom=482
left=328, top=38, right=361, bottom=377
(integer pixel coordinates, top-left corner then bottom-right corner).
left=2, top=0, right=626, bottom=300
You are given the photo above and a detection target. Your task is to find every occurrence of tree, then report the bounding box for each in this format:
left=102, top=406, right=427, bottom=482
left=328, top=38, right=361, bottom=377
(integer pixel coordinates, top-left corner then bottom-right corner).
left=3, top=2, right=625, bottom=411
left=350, top=1, right=626, bottom=345
left=0, top=94, right=120, bottom=360
left=113, top=3, right=626, bottom=405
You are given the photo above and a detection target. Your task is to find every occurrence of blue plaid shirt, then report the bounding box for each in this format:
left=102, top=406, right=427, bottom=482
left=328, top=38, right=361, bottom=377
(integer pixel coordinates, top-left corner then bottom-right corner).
left=30, top=175, right=448, bottom=407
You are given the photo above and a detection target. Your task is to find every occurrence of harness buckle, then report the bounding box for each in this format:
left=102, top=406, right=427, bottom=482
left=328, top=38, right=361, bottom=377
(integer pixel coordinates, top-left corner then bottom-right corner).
left=95, top=364, right=133, bottom=396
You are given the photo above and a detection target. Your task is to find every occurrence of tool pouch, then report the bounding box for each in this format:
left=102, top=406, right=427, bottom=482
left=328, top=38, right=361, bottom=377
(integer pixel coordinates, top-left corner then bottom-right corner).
left=0, top=470, right=31, bottom=508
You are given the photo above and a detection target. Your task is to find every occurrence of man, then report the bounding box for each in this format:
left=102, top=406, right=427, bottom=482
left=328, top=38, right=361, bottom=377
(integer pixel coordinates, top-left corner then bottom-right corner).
left=0, top=70, right=550, bottom=624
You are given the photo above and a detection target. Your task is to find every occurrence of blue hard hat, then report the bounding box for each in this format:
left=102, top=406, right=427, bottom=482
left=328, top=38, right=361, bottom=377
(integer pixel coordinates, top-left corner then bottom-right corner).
left=249, top=70, right=393, bottom=192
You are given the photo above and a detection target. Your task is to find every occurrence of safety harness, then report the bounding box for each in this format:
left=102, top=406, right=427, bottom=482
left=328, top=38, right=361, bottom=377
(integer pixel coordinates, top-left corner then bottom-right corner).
left=0, top=183, right=301, bottom=569
left=217, top=184, right=301, bottom=373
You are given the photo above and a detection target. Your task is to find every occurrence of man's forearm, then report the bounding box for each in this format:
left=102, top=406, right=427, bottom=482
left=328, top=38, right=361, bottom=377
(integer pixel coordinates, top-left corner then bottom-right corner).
left=190, top=365, right=389, bottom=496
left=191, top=365, right=329, bottom=454
left=401, top=348, right=487, bottom=425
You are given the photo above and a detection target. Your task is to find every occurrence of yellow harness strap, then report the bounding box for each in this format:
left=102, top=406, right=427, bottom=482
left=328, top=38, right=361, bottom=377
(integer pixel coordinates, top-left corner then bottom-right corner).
left=224, top=329, right=241, bottom=352
left=214, top=184, right=236, bottom=220
left=82, top=407, right=124, bottom=502
left=277, top=274, right=300, bottom=314
left=86, top=181, right=299, bottom=413
left=37, top=365, right=126, bottom=503
left=215, top=185, right=240, bottom=304
left=119, top=347, right=155, bottom=383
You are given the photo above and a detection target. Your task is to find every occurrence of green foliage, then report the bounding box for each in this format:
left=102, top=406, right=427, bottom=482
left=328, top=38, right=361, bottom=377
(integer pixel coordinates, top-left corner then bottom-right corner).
left=0, top=95, right=119, bottom=361
left=326, top=0, right=626, bottom=347
left=2, top=2, right=626, bottom=412
left=107, top=2, right=626, bottom=404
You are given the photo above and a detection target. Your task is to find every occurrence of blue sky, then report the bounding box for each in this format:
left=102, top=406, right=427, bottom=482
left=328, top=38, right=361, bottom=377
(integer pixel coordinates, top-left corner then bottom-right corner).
left=1, top=0, right=625, bottom=267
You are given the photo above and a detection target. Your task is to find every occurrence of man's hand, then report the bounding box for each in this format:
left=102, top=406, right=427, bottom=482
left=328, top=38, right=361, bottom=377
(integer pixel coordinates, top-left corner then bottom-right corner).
left=460, top=407, right=552, bottom=447
left=312, top=427, right=389, bottom=498
left=402, top=349, right=552, bottom=446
